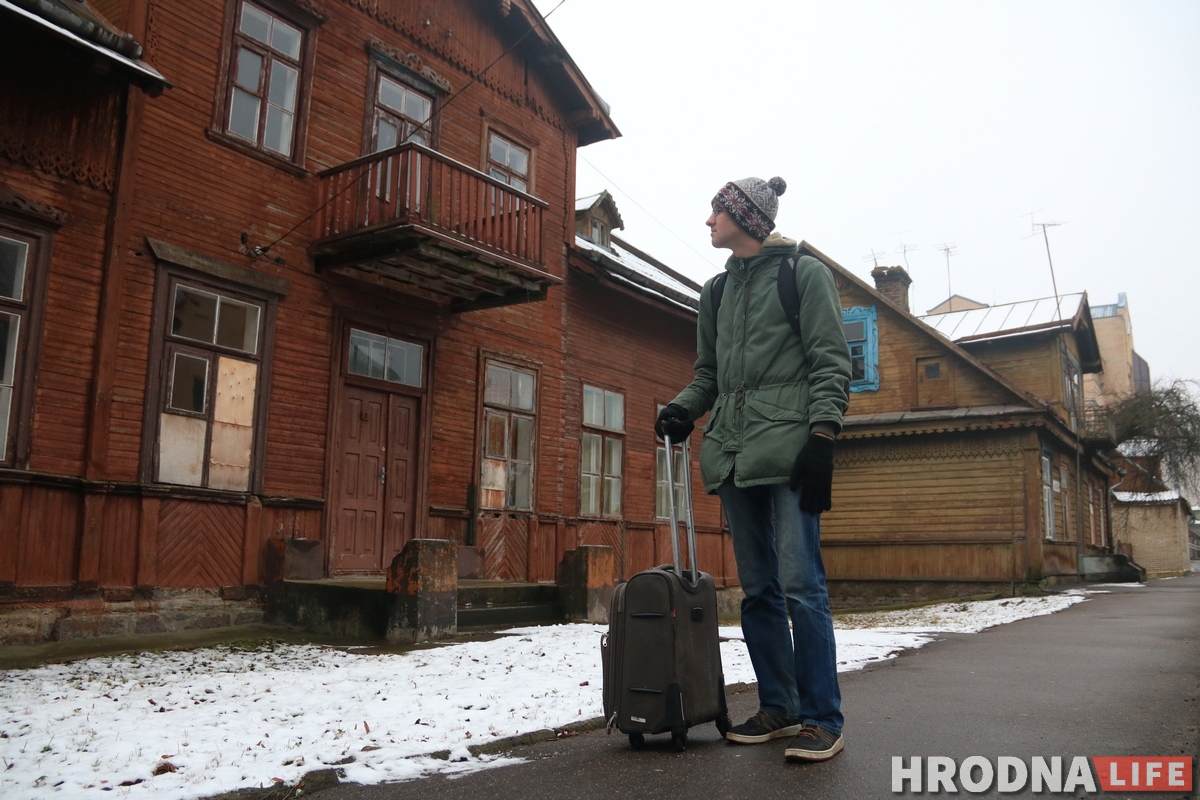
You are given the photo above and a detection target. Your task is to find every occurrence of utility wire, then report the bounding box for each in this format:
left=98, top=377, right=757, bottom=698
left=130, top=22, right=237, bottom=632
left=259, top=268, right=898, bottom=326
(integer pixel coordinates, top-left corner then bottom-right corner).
left=255, top=0, right=571, bottom=257
left=579, top=155, right=722, bottom=272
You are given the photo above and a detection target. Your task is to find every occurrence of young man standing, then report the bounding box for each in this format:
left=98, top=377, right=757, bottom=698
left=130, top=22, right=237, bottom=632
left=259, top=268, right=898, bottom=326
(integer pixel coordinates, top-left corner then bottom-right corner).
left=654, top=176, right=851, bottom=762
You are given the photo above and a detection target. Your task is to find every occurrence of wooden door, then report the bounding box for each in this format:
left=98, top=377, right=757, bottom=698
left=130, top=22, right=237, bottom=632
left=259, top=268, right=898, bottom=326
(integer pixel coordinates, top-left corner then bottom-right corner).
left=382, top=393, right=419, bottom=565
left=334, top=386, right=387, bottom=572
left=333, top=386, right=421, bottom=573
left=916, top=356, right=954, bottom=408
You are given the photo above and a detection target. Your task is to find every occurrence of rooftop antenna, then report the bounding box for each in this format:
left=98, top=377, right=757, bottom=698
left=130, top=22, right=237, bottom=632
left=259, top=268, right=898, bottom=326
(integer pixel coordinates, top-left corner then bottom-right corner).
left=889, top=230, right=916, bottom=269
left=1023, top=211, right=1066, bottom=320
left=936, top=242, right=958, bottom=303
left=863, top=248, right=887, bottom=268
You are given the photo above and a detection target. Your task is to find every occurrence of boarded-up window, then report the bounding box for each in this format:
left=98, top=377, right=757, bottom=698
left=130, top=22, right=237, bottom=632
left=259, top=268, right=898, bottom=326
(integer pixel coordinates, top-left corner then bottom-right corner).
left=581, top=385, right=623, bottom=517
left=481, top=362, right=535, bottom=510
left=157, top=281, right=265, bottom=490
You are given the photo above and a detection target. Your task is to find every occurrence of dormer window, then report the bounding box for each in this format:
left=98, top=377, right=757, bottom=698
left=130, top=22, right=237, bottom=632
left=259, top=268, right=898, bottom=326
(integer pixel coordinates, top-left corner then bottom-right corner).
left=589, top=219, right=608, bottom=247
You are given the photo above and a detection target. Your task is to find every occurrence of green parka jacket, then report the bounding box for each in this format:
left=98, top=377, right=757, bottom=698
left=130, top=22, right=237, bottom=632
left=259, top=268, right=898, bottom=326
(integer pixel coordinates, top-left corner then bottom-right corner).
left=670, top=233, right=852, bottom=493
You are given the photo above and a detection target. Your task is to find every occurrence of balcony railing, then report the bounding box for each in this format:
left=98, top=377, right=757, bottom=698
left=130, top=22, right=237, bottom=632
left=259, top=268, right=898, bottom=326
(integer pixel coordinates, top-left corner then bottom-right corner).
left=313, top=142, right=547, bottom=271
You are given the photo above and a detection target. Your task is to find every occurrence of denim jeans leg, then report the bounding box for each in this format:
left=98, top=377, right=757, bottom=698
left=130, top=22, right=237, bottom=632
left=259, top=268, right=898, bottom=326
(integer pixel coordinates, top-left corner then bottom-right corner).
left=717, top=480, right=800, bottom=720
left=771, top=482, right=843, bottom=735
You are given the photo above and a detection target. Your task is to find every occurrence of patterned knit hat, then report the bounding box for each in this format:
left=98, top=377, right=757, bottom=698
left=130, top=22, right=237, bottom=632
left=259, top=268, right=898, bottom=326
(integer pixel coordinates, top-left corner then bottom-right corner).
left=712, top=176, right=787, bottom=241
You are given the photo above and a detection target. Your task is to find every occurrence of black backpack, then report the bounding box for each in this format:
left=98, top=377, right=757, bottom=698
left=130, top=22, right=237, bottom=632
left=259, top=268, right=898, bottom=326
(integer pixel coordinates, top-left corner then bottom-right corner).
left=709, top=255, right=802, bottom=338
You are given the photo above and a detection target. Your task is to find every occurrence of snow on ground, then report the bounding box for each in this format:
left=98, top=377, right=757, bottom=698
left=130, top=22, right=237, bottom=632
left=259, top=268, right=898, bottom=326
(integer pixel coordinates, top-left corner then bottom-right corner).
left=0, top=590, right=1095, bottom=799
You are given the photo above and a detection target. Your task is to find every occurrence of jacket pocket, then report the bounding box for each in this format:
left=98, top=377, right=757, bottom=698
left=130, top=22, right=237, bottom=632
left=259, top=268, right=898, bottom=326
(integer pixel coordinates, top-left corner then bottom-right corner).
left=701, top=397, right=725, bottom=433
left=745, top=383, right=809, bottom=422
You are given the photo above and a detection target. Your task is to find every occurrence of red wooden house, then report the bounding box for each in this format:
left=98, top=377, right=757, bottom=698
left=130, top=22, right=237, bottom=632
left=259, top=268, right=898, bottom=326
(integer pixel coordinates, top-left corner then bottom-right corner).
left=0, top=0, right=669, bottom=641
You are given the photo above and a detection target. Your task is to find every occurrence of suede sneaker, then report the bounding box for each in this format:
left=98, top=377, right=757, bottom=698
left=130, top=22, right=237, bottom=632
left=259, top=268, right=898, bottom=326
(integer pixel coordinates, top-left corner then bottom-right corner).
left=784, top=724, right=844, bottom=762
left=724, top=711, right=803, bottom=744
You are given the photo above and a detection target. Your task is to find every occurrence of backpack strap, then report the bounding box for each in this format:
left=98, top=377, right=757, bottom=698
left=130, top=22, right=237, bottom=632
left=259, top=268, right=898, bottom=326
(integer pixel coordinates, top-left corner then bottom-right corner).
left=776, top=256, right=802, bottom=337
left=708, top=256, right=802, bottom=339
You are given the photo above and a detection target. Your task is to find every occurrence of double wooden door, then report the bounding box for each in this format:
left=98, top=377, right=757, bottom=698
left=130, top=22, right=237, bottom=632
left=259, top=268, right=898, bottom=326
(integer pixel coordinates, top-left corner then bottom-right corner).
left=332, top=384, right=419, bottom=573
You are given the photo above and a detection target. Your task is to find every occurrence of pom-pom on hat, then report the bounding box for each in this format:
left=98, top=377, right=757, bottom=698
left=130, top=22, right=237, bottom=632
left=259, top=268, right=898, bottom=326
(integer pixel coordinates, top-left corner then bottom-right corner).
left=712, top=176, right=787, bottom=241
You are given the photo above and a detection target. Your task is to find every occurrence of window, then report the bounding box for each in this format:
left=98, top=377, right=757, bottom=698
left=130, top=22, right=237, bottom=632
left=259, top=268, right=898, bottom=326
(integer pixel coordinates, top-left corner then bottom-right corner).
left=0, top=230, right=35, bottom=464
left=842, top=306, right=879, bottom=392
left=1042, top=452, right=1056, bottom=540
left=481, top=363, right=536, bottom=510
left=347, top=328, right=423, bottom=387
left=655, top=404, right=687, bottom=519
left=222, top=1, right=310, bottom=159
left=1060, top=465, right=1071, bottom=541
left=487, top=132, right=530, bottom=193
left=372, top=74, right=432, bottom=152
left=1061, top=348, right=1082, bottom=432
left=581, top=385, right=623, bottom=517
left=156, top=281, right=266, bottom=490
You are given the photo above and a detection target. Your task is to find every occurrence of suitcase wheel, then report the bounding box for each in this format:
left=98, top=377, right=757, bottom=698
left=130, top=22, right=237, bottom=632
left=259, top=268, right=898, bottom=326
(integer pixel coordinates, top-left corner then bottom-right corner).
left=715, top=713, right=732, bottom=738
left=671, top=728, right=687, bottom=752
left=628, top=732, right=645, bottom=750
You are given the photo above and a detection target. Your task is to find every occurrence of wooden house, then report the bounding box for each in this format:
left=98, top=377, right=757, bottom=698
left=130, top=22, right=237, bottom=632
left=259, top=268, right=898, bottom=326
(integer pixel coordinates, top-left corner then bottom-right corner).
left=567, top=192, right=733, bottom=586
left=813, top=254, right=1117, bottom=602
left=1, top=0, right=647, bottom=640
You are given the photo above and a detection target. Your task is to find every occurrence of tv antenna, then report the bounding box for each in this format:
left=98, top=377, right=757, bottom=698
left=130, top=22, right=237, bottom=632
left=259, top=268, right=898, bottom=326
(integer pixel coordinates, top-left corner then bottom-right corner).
left=863, top=248, right=887, bottom=268
left=889, top=230, right=916, bottom=269
left=936, top=242, right=958, bottom=301
left=1023, top=211, right=1066, bottom=321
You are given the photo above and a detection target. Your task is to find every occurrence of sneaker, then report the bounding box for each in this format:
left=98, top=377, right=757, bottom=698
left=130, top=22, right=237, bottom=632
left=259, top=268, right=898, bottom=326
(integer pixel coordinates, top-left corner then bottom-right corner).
left=724, top=711, right=803, bottom=744
left=784, top=724, right=844, bottom=762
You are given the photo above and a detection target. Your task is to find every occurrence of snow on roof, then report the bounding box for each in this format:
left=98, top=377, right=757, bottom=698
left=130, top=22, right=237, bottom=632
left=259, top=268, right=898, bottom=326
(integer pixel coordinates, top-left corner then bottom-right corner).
left=918, top=293, right=1086, bottom=342
left=1113, top=491, right=1182, bottom=504
left=575, top=193, right=602, bottom=212
left=574, top=235, right=701, bottom=313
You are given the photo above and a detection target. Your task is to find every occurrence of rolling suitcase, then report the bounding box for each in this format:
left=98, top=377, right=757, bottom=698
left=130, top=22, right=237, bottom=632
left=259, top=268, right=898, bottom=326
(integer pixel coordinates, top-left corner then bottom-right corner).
left=601, top=435, right=731, bottom=751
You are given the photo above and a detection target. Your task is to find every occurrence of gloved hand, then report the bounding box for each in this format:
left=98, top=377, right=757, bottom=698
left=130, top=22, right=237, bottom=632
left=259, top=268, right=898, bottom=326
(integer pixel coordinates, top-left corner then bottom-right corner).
left=789, top=434, right=835, bottom=514
left=654, top=403, right=695, bottom=443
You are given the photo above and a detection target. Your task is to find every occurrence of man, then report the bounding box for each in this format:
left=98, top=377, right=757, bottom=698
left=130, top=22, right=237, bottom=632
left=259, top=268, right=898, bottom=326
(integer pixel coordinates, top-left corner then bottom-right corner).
left=655, top=176, right=851, bottom=762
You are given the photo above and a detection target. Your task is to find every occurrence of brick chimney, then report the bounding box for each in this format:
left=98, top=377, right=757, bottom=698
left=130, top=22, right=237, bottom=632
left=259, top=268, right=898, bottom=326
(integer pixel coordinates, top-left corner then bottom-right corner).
left=871, top=266, right=912, bottom=313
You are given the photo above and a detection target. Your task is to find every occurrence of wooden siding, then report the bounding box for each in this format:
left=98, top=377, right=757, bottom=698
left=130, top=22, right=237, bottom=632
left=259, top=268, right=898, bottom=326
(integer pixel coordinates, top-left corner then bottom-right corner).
left=823, top=432, right=1029, bottom=581
left=833, top=278, right=1021, bottom=415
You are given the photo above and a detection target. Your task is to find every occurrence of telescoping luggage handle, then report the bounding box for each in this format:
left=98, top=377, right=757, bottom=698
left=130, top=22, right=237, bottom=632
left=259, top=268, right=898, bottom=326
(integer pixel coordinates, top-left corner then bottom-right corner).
left=662, top=433, right=700, bottom=588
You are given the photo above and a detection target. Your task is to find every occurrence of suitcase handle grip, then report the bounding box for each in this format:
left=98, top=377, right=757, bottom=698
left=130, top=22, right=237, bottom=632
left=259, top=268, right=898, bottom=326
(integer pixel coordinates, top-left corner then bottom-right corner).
left=662, top=434, right=700, bottom=588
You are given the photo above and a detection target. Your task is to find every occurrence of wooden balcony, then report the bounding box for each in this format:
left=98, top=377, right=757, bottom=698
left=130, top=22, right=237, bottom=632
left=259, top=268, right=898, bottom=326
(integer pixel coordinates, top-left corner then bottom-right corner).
left=311, top=143, right=558, bottom=311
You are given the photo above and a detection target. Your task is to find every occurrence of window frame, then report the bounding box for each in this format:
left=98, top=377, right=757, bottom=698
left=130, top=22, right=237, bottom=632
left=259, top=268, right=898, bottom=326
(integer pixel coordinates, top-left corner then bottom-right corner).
left=363, top=55, right=443, bottom=154
left=480, top=121, right=536, bottom=196
left=842, top=305, right=879, bottom=392
left=141, top=248, right=285, bottom=495
left=1041, top=451, right=1057, bottom=541
left=479, top=358, right=538, bottom=512
left=0, top=213, right=55, bottom=469
left=580, top=384, right=624, bottom=518
left=210, top=0, right=321, bottom=171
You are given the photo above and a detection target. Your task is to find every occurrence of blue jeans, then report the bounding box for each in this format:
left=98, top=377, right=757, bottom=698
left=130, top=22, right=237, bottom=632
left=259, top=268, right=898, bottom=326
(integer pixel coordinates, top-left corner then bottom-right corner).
left=717, top=479, right=843, bottom=735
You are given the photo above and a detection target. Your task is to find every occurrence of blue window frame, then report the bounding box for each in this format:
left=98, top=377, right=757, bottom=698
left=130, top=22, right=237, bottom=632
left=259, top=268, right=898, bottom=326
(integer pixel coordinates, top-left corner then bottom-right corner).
left=842, top=306, right=879, bottom=392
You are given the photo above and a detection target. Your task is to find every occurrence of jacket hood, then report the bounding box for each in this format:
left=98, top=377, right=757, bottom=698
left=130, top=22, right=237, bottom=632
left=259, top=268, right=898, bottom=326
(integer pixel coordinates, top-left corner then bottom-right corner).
left=762, top=232, right=797, bottom=249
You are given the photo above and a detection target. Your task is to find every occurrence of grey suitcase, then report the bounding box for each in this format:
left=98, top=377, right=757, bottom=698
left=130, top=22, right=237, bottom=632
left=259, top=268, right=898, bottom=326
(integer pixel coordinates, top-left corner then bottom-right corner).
left=601, top=436, right=731, bottom=751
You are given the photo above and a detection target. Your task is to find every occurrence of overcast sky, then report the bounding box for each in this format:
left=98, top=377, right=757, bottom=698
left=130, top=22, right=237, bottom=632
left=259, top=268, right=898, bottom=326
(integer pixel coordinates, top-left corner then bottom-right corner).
left=534, top=0, right=1199, bottom=385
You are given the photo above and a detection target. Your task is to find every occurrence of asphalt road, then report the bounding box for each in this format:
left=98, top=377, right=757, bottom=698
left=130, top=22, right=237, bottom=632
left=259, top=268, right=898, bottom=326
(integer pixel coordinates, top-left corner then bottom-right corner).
left=316, top=576, right=1200, bottom=800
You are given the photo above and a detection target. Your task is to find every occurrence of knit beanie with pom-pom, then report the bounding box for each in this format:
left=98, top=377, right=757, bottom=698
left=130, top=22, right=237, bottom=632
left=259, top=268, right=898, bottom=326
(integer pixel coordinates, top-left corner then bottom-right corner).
left=712, top=176, right=787, bottom=241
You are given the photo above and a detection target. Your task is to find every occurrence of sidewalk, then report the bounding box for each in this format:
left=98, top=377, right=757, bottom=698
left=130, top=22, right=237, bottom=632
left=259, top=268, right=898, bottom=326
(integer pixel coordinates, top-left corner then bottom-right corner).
left=310, top=576, right=1200, bottom=800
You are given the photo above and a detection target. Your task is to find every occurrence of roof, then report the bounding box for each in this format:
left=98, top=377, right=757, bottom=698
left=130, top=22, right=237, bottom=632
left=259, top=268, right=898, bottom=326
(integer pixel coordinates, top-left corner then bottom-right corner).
left=917, top=291, right=1102, bottom=372
left=918, top=293, right=1086, bottom=342
left=2, top=0, right=170, bottom=93
left=497, top=1, right=619, bottom=146
left=572, top=234, right=700, bottom=313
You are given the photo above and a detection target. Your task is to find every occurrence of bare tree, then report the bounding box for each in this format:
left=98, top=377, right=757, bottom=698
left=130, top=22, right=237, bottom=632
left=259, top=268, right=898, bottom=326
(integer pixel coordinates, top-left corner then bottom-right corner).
left=1106, top=379, right=1200, bottom=498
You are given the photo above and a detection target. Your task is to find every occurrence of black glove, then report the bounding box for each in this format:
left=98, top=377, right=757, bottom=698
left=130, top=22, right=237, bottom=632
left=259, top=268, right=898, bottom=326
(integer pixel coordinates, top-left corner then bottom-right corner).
left=654, top=403, right=695, bottom=443
left=789, top=434, right=835, bottom=514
